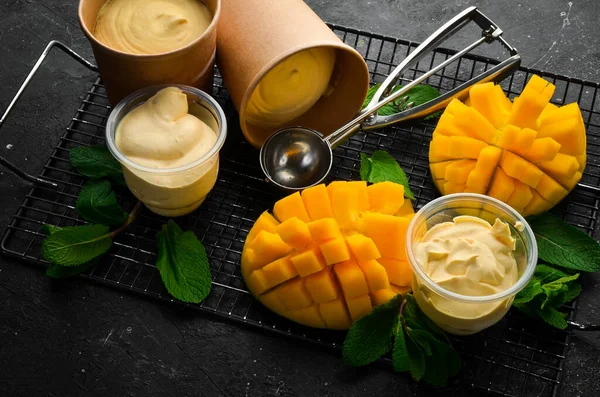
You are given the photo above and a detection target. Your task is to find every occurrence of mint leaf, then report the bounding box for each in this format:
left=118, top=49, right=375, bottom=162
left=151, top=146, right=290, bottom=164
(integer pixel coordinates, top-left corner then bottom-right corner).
left=514, top=263, right=581, bottom=329
left=76, top=180, right=128, bottom=226
left=40, top=224, right=97, bottom=278
left=398, top=85, right=441, bottom=111
left=392, top=322, right=410, bottom=372
left=46, top=260, right=96, bottom=279
left=539, top=307, right=568, bottom=329
left=40, top=224, right=62, bottom=236
left=402, top=294, right=460, bottom=386
left=41, top=224, right=112, bottom=266
left=361, top=84, right=441, bottom=119
left=343, top=294, right=402, bottom=367
left=155, top=220, right=212, bottom=303
left=405, top=332, right=426, bottom=381
left=408, top=329, right=434, bottom=356
left=513, top=281, right=543, bottom=304
left=528, top=214, right=600, bottom=272
left=403, top=294, right=449, bottom=342
left=362, top=84, right=381, bottom=109
left=361, top=84, right=399, bottom=115
left=360, top=151, right=415, bottom=200
left=70, top=145, right=125, bottom=185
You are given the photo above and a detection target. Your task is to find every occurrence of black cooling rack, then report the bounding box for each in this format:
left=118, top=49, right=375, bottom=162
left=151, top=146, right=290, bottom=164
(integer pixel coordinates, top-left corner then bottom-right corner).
left=3, top=23, right=600, bottom=397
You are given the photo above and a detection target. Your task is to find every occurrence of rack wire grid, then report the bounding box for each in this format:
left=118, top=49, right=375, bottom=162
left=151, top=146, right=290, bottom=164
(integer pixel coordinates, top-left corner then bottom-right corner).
left=3, top=23, right=600, bottom=397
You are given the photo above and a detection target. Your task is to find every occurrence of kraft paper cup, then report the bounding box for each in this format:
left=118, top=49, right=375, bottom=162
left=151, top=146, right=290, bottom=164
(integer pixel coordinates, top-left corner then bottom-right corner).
left=78, top=0, right=220, bottom=105
left=216, top=0, right=370, bottom=148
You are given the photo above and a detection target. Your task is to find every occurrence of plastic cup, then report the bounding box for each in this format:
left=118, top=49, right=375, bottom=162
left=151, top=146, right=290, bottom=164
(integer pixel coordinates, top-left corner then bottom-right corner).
left=405, top=193, right=538, bottom=335
left=106, top=85, right=227, bottom=217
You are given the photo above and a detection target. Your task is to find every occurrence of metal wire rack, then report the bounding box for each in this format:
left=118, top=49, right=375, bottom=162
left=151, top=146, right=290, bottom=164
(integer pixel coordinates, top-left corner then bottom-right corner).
left=3, top=23, right=600, bottom=397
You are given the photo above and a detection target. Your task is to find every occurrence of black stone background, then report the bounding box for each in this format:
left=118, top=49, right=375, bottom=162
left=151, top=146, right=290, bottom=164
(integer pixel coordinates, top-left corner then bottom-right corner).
left=1, top=0, right=599, bottom=396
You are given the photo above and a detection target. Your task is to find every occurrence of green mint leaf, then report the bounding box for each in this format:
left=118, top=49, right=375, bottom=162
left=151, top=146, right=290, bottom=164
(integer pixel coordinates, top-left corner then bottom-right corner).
left=424, top=110, right=443, bottom=121
left=362, top=84, right=381, bottom=109
left=360, top=150, right=415, bottom=200
left=155, top=220, right=212, bottom=304
left=361, top=84, right=441, bottom=118
left=563, top=282, right=583, bottom=303
left=528, top=214, right=600, bottom=272
left=407, top=329, right=434, bottom=356
left=342, top=294, right=402, bottom=367
left=359, top=153, right=372, bottom=182
left=70, top=145, right=126, bottom=185
left=422, top=340, right=450, bottom=387
left=514, top=280, right=543, bottom=304
left=361, top=84, right=400, bottom=114
left=403, top=294, right=449, bottom=342
left=405, top=332, right=427, bottom=381
left=392, top=321, right=410, bottom=372
left=396, top=85, right=441, bottom=111
left=75, top=180, right=128, bottom=226
left=41, top=224, right=97, bottom=278
left=46, top=259, right=97, bottom=279
left=514, top=264, right=581, bottom=329
left=41, top=224, right=112, bottom=266
left=40, top=224, right=62, bottom=236
left=539, top=306, right=568, bottom=329
left=401, top=294, right=461, bottom=386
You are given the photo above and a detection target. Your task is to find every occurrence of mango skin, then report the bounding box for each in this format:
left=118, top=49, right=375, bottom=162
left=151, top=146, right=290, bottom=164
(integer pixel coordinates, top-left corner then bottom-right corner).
left=241, top=181, right=414, bottom=329
left=429, top=75, right=587, bottom=217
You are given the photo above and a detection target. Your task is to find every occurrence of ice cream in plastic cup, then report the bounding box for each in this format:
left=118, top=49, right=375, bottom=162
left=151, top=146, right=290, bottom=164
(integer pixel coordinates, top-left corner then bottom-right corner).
left=405, top=193, right=538, bottom=335
left=105, top=85, right=227, bottom=217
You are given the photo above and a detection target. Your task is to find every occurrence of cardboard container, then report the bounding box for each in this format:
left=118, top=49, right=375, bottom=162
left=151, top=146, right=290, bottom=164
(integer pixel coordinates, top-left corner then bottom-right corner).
left=216, top=0, right=370, bottom=148
left=78, top=0, right=220, bottom=105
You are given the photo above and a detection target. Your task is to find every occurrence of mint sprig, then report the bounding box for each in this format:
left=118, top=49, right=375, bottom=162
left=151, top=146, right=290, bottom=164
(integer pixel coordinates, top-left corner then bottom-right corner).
left=527, top=213, right=600, bottom=272
left=70, top=145, right=126, bottom=185
left=342, top=293, right=460, bottom=386
left=361, top=83, right=441, bottom=119
left=76, top=180, right=128, bottom=226
left=40, top=224, right=97, bottom=278
left=360, top=151, right=415, bottom=200
left=514, top=264, right=581, bottom=329
left=155, top=220, right=213, bottom=303
left=41, top=145, right=214, bottom=305
left=41, top=224, right=113, bottom=266
left=343, top=294, right=402, bottom=366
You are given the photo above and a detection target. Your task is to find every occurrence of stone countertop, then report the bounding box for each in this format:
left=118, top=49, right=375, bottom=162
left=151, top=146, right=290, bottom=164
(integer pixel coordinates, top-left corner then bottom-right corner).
left=1, top=0, right=599, bottom=396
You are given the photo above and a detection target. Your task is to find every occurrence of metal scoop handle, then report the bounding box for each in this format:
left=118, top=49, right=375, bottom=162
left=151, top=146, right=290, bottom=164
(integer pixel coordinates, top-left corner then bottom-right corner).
left=324, top=6, right=521, bottom=147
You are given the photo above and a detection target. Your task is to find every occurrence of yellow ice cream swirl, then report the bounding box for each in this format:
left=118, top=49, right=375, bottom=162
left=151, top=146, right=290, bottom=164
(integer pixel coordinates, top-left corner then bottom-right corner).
left=245, top=47, right=336, bottom=128
left=93, top=0, right=212, bottom=55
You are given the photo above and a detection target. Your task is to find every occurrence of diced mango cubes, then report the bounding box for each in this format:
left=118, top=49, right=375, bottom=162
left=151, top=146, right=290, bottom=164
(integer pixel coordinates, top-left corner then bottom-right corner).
left=429, top=77, right=587, bottom=216
left=241, top=181, right=415, bottom=330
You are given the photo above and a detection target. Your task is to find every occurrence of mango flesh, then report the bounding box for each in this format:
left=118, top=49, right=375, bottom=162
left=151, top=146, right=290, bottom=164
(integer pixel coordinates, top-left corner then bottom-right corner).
left=429, top=75, right=587, bottom=216
left=241, top=181, right=414, bottom=329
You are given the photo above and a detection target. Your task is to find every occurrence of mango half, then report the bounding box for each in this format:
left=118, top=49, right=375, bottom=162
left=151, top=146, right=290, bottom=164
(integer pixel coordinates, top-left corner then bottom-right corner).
left=429, top=75, right=586, bottom=216
left=241, top=181, right=415, bottom=329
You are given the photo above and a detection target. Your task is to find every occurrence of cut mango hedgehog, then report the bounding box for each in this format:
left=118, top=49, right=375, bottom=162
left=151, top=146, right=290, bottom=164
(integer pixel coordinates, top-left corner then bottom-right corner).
left=429, top=75, right=586, bottom=216
left=241, top=181, right=414, bottom=329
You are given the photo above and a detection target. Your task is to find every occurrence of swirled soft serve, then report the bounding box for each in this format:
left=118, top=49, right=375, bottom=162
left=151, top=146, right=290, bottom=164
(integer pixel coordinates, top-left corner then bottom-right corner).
left=116, top=87, right=219, bottom=216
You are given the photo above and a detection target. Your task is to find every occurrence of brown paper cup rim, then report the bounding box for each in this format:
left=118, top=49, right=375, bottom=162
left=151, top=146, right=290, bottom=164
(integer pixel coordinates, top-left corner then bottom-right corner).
left=239, top=41, right=368, bottom=143
left=78, top=0, right=221, bottom=59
